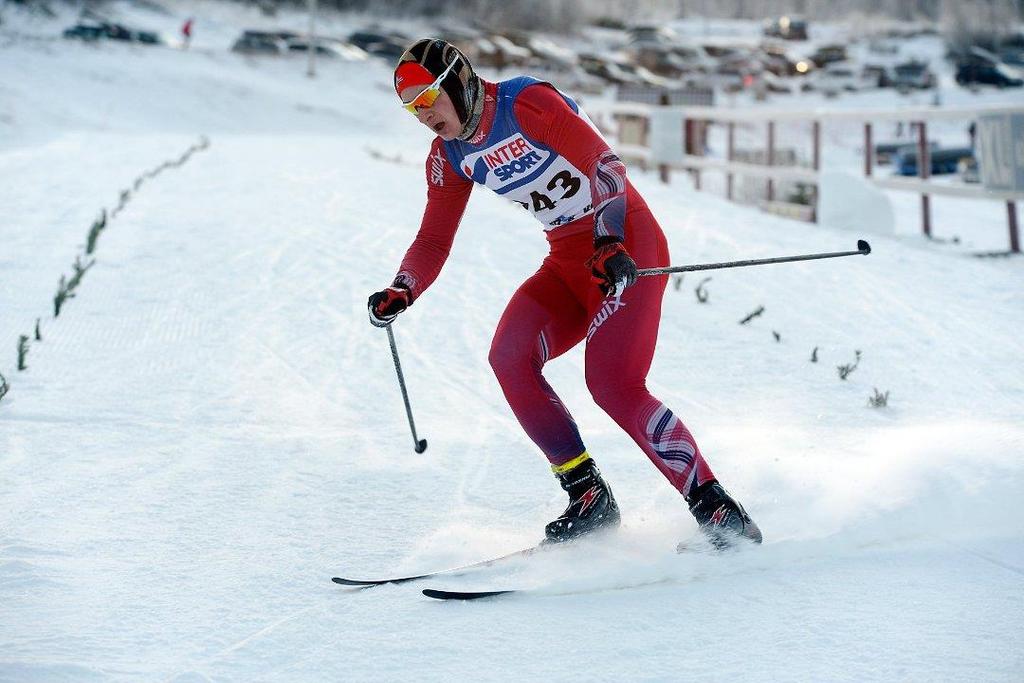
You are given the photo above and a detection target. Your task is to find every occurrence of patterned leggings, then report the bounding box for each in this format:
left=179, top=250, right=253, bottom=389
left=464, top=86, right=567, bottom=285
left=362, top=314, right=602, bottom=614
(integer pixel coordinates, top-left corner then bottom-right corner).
left=488, top=211, right=715, bottom=499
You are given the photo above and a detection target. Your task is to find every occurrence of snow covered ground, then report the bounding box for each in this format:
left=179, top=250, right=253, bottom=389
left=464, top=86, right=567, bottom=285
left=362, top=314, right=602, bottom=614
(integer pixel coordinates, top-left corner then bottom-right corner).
left=1, top=3, right=1023, bottom=681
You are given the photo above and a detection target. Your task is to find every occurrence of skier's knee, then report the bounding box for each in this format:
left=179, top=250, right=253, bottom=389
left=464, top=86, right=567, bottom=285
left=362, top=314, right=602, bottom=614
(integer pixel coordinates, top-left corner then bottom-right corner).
left=587, top=371, right=645, bottom=418
left=490, top=334, right=542, bottom=388
left=488, top=335, right=520, bottom=384
left=586, top=373, right=618, bottom=414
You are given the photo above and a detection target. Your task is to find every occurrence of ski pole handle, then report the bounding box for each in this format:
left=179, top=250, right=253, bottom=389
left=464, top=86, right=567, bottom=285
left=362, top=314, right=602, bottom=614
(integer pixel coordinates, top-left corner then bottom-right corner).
left=638, top=240, right=871, bottom=277
left=386, top=323, right=428, bottom=454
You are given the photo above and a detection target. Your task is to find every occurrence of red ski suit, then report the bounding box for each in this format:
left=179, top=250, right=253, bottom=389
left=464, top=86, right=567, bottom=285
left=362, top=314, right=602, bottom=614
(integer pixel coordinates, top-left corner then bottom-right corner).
left=394, top=80, right=715, bottom=498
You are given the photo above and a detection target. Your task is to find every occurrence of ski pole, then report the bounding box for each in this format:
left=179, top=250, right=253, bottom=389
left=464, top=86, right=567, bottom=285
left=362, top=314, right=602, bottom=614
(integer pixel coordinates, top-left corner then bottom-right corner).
left=638, top=240, right=871, bottom=277
left=385, top=323, right=427, bottom=454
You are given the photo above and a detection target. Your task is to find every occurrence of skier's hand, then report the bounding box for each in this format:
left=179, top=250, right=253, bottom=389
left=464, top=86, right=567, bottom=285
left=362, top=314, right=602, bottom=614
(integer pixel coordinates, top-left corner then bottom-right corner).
left=368, top=283, right=412, bottom=328
left=586, top=239, right=638, bottom=297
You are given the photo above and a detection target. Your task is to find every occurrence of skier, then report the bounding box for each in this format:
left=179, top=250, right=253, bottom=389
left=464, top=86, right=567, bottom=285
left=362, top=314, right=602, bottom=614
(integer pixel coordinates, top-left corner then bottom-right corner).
left=181, top=17, right=193, bottom=50
left=369, top=38, right=761, bottom=549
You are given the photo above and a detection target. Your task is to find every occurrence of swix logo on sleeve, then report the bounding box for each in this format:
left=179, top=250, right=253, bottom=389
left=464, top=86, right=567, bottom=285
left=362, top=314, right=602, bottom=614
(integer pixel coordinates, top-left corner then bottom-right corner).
left=461, top=134, right=551, bottom=185
left=429, top=148, right=446, bottom=186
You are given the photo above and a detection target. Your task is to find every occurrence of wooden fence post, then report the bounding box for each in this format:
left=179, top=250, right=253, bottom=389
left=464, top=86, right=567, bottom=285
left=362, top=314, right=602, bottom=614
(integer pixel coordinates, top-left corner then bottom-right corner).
left=1009, top=201, right=1021, bottom=253
left=727, top=121, right=735, bottom=201
left=917, top=120, right=932, bottom=238
left=864, top=122, right=873, bottom=177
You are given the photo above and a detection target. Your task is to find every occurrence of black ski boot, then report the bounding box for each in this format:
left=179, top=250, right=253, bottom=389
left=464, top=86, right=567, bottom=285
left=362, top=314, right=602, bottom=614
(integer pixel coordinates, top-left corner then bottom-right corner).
left=543, top=455, right=621, bottom=544
left=685, top=480, right=762, bottom=550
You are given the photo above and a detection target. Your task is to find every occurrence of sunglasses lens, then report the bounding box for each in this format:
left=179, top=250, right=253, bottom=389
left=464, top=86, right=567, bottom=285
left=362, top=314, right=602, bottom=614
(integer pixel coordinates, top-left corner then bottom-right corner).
left=403, top=86, right=441, bottom=115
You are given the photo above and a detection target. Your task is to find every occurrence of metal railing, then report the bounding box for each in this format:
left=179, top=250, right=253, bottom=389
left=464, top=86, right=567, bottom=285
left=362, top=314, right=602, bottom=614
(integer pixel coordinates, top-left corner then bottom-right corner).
left=586, top=100, right=1023, bottom=253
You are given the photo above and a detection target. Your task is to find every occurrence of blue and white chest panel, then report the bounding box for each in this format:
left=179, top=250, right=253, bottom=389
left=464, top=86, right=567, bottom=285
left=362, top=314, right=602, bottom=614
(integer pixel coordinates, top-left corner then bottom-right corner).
left=443, top=78, right=596, bottom=230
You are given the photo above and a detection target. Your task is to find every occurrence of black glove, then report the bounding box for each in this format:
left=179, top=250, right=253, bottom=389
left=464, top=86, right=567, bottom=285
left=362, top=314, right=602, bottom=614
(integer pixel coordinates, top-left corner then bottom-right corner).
left=586, top=238, right=638, bottom=296
left=367, top=283, right=413, bottom=328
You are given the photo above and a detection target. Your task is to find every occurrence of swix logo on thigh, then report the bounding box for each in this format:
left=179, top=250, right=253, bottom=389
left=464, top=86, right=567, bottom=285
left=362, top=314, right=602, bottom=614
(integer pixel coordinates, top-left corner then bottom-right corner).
left=462, top=134, right=550, bottom=186
left=587, top=296, right=627, bottom=342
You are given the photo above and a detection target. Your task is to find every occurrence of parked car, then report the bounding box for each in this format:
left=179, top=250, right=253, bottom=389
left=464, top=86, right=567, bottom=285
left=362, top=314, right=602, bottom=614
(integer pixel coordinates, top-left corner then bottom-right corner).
left=804, top=64, right=863, bottom=94
left=619, top=62, right=682, bottom=89
left=579, top=53, right=641, bottom=85
left=861, top=64, right=893, bottom=88
left=709, top=64, right=755, bottom=92
left=956, top=62, right=1023, bottom=87
left=232, top=31, right=287, bottom=55
left=867, top=39, right=899, bottom=55
left=100, top=22, right=132, bottom=41
left=286, top=39, right=367, bottom=61
left=763, top=16, right=808, bottom=41
left=525, top=36, right=577, bottom=69
left=489, top=35, right=532, bottom=66
left=875, top=141, right=938, bottom=165
left=62, top=23, right=105, bottom=41
left=809, top=44, right=847, bottom=67
left=629, top=25, right=678, bottom=47
left=1000, top=48, right=1024, bottom=67
left=134, top=30, right=162, bottom=45
left=346, top=30, right=408, bottom=60
left=894, top=147, right=975, bottom=176
left=759, top=71, right=795, bottom=94
left=892, top=60, right=936, bottom=90
left=667, top=45, right=717, bottom=74
left=63, top=21, right=162, bottom=45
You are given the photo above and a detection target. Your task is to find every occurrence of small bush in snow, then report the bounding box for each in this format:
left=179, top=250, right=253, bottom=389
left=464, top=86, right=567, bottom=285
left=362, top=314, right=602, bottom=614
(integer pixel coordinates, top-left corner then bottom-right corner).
left=773, top=330, right=781, bottom=342
left=0, top=372, right=8, bottom=402
left=35, top=318, right=42, bottom=341
left=869, top=388, right=890, bottom=408
left=86, top=209, right=107, bottom=255
left=54, top=256, right=96, bottom=317
left=672, top=274, right=683, bottom=291
left=69, top=255, right=94, bottom=289
left=739, top=305, right=765, bottom=325
left=111, top=189, right=131, bottom=218
left=838, top=350, right=862, bottom=380
left=17, top=335, right=29, bottom=371
left=695, top=277, right=711, bottom=303
left=54, top=275, right=74, bottom=317
left=811, top=346, right=819, bottom=363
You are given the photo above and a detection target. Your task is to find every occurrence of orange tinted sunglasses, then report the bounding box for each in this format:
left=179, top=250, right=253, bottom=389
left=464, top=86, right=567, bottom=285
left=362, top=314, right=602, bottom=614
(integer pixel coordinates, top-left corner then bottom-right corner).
left=400, top=58, right=458, bottom=115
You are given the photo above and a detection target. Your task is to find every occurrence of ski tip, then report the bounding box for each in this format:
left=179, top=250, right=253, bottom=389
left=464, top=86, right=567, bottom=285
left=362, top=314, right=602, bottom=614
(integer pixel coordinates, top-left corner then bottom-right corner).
left=857, top=239, right=871, bottom=254
left=332, top=577, right=381, bottom=587
left=422, top=588, right=515, bottom=601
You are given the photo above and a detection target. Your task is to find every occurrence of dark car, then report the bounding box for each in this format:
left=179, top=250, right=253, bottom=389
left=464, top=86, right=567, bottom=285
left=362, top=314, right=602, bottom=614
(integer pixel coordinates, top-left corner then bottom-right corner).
left=347, top=30, right=408, bottom=60
left=956, top=62, right=1023, bottom=87
left=232, top=31, right=286, bottom=55
left=133, top=30, right=162, bottom=45
left=1001, top=48, right=1024, bottom=67
left=101, top=22, right=133, bottom=41
left=892, top=61, right=936, bottom=90
left=895, top=147, right=975, bottom=176
left=862, top=64, right=893, bottom=87
left=809, top=44, right=847, bottom=67
left=63, top=21, right=161, bottom=45
left=63, top=23, right=105, bottom=41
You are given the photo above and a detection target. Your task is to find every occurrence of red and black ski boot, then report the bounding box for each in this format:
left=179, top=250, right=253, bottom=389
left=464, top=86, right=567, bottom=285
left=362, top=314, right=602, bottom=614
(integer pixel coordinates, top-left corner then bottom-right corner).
left=685, top=480, right=762, bottom=550
left=543, top=455, right=621, bottom=544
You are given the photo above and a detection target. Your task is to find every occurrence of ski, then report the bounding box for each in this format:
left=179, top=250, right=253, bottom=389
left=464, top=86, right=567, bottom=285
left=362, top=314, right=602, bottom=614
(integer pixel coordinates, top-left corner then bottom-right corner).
left=422, top=588, right=518, bottom=601
left=422, top=576, right=679, bottom=601
left=331, top=545, right=541, bottom=587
